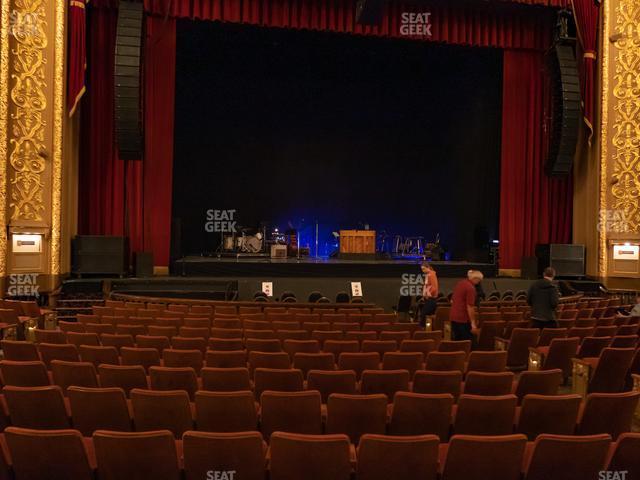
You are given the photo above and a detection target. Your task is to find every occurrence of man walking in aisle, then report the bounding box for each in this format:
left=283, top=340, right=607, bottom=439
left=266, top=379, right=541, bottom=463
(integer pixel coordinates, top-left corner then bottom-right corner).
left=527, top=267, right=560, bottom=329
left=450, top=270, right=483, bottom=342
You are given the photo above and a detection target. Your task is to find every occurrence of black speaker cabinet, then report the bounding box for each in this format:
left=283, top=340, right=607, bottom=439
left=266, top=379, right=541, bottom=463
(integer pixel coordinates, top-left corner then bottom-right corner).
left=520, top=256, right=539, bottom=280
left=535, top=243, right=585, bottom=278
left=72, top=236, right=129, bottom=276
left=134, top=252, right=153, bottom=277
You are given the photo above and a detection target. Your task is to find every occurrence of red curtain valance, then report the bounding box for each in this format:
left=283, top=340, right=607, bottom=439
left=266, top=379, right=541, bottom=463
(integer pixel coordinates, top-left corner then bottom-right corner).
left=92, top=0, right=561, bottom=51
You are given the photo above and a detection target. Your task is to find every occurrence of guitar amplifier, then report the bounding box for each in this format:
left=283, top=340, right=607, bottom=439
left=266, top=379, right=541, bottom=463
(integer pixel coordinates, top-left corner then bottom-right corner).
left=271, top=245, right=288, bottom=259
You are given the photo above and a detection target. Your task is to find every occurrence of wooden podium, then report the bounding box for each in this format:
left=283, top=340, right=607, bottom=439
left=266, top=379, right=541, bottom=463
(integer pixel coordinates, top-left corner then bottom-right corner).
left=339, top=230, right=376, bottom=256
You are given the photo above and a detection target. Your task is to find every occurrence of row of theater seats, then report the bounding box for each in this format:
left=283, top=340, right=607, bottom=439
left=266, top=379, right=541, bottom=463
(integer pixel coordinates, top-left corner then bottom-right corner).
left=0, top=382, right=638, bottom=442
left=1, top=427, right=638, bottom=480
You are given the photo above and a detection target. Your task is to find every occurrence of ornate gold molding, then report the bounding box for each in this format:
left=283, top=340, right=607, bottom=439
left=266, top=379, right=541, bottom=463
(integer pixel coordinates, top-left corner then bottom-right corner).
left=0, top=0, right=10, bottom=276
left=8, top=0, right=47, bottom=223
left=610, top=0, right=640, bottom=233
left=598, top=0, right=609, bottom=277
left=50, top=0, right=63, bottom=274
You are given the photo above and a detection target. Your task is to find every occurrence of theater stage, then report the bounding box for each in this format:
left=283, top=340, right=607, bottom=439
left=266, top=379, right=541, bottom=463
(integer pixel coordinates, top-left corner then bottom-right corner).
left=172, top=256, right=499, bottom=279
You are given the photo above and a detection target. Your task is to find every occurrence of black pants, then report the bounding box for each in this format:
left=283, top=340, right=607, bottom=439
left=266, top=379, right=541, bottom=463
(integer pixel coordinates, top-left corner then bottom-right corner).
left=451, top=322, right=474, bottom=342
left=530, top=319, right=558, bottom=329
left=418, top=298, right=437, bottom=327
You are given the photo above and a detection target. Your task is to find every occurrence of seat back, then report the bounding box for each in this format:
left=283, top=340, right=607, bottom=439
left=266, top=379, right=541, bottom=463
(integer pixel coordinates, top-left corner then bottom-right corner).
left=51, top=360, right=98, bottom=392
left=537, top=328, right=567, bottom=347
left=292, top=352, right=335, bottom=377
left=506, top=329, right=539, bottom=368
left=149, top=366, right=198, bottom=400
left=382, top=352, right=423, bottom=376
left=0, top=340, right=39, bottom=361
left=38, top=343, right=79, bottom=367
left=162, top=348, right=203, bottom=373
left=0, top=360, right=49, bottom=387
left=453, top=394, right=517, bottom=435
left=388, top=392, right=453, bottom=441
left=516, top=394, right=581, bottom=440
left=78, top=345, right=120, bottom=367
left=260, top=390, right=322, bottom=438
left=98, top=364, right=148, bottom=396
left=524, top=434, right=611, bottom=480
left=542, top=337, right=580, bottom=379
left=270, top=432, right=351, bottom=480
left=5, top=427, right=93, bottom=480
left=306, top=370, right=357, bottom=403
left=253, top=368, right=304, bottom=399
left=607, top=433, right=640, bottom=479
left=3, top=385, right=70, bottom=429
left=200, top=367, right=251, bottom=392
left=441, top=434, right=527, bottom=480
left=357, top=434, right=439, bottom=480
left=577, top=336, right=612, bottom=358
left=205, top=350, right=247, bottom=368
left=589, top=348, right=636, bottom=393
left=578, top=391, right=640, bottom=439
left=94, top=430, right=181, bottom=480
left=121, top=347, right=161, bottom=372
left=412, top=370, right=462, bottom=399
left=466, top=350, right=507, bottom=373
left=463, top=372, right=514, bottom=396
left=194, top=390, right=258, bottom=432
left=68, top=386, right=132, bottom=435
left=183, top=431, right=266, bottom=480
left=326, top=393, right=387, bottom=443
left=514, top=369, right=562, bottom=403
left=360, top=369, right=410, bottom=401
left=425, top=351, right=465, bottom=372
left=130, top=388, right=193, bottom=438
left=337, top=352, right=380, bottom=380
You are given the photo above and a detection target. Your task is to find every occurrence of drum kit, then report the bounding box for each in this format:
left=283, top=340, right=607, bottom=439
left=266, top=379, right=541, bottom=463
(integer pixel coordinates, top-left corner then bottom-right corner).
left=222, top=227, right=265, bottom=254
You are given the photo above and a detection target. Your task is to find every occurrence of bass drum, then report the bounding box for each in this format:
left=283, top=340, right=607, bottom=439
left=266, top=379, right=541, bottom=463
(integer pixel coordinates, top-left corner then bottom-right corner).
left=244, top=235, right=263, bottom=253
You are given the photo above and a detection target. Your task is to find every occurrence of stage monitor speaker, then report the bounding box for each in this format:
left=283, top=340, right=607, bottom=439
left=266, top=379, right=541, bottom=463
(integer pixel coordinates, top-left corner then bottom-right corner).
left=535, top=243, right=585, bottom=278
left=72, top=236, right=129, bottom=276
left=114, top=1, right=144, bottom=160
left=134, top=252, right=153, bottom=277
left=356, top=0, right=385, bottom=25
left=545, top=43, right=580, bottom=177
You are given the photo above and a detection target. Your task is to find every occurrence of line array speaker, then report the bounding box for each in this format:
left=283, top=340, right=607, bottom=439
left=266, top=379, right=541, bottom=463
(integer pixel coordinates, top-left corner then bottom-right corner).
left=114, top=1, right=144, bottom=160
left=545, top=43, right=580, bottom=177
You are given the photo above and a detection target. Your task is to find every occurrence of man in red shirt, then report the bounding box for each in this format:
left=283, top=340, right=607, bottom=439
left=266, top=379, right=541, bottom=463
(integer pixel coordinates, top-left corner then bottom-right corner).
left=449, top=270, right=483, bottom=342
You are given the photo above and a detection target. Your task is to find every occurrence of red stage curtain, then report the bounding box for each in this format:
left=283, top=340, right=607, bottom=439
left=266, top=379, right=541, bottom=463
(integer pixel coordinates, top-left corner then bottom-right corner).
left=143, top=17, right=176, bottom=266
left=67, top=0, right=87, bottom=115
left=499, top=50, right=573, bottom=270
left=79, top=10, right=175, bottom=267
left=571, top=0, right=599, bottom=136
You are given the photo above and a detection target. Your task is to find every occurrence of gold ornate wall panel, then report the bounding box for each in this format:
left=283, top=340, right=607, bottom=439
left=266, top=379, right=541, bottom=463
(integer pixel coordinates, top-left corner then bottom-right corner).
left=0, top=0, right=67, bottom=283
left=8, top=0, right=47, bottom=223
left=610, top=0, right=640, bottom=233
left=599, top=0, right=640, bottom=278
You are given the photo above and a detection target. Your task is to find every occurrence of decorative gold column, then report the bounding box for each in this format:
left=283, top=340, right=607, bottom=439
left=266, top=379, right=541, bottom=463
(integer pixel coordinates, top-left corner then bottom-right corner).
left=0, top=0, right=67, bottom=291
left=598, top=0, right=640, bottom=279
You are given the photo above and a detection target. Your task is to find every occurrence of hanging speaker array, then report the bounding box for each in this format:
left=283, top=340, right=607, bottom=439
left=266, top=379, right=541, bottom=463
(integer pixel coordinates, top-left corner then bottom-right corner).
left=545, top=43, right=580, bottom=177
left=114, top=1, right=144, bottom=160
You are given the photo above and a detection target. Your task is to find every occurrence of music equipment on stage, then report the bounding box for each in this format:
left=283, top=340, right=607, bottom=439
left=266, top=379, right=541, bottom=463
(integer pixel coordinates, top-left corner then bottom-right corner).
left=223, top=235, right=235, bottom=251
left=545, top=14, right=580, bottom=177
left=134, top=252, right=153, bottom=277
left=72, top=236, right=129, bottom=276
left=535, top=243, right=585, bottom=278
left=243, top=232, right=263, bottom=253
left=114, top=1, right=144, bottom=160
left=271, top=244, right=288, bottom=259
left=356, top=0, right=385, bottom=25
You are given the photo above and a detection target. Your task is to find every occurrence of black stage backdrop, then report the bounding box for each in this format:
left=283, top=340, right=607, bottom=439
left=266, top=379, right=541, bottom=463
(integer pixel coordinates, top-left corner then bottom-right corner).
left=173, top=20, right=502, bottom=259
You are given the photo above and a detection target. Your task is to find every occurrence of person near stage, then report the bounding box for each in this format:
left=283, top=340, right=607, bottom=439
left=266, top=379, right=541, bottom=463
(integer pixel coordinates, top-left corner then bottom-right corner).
left=418, top=262, right=439, bottom=327
left=450, top=270, right=483, bottom=341
left=629, top=295, right=640, bottom=317
left=527, top=267, right=560, bottom=329
left=469, top=269, right=486, bottom=307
